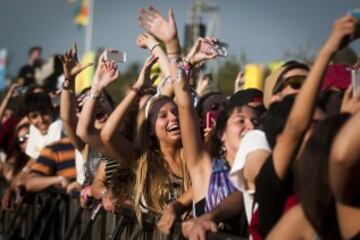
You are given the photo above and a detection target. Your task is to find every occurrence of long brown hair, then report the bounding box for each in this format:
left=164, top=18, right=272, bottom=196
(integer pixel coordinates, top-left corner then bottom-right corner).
left=133, top=95, right=190, bottom=221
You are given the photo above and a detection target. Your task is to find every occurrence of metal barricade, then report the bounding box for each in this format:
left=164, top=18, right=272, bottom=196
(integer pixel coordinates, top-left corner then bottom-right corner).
left=0, top=189, right=247, bottom=240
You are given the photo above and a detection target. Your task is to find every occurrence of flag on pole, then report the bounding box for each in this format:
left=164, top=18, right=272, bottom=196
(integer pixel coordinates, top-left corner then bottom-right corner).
left=75, top=51, right=95, bottom=94
left=0, top=49, right=7, bottom=91
left=74, top=0, right=89, bottom=27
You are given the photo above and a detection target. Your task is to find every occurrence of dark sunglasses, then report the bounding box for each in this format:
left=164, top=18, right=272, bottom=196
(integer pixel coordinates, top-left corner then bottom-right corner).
left=18, top=134, right=29, bottom=144
left=273, top=75, right=306, bottom=94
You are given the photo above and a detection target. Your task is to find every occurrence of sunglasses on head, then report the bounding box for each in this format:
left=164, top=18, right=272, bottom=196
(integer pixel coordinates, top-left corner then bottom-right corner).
left=273, top=75, right=306, bottom=94
left=18, top=134, right=29, bottom=144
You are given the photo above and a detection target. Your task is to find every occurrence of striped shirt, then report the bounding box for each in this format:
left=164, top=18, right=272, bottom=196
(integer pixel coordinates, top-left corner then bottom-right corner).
left=100, top=155, right=119, bottom=188
left=30, top=137, right=76, bottom=179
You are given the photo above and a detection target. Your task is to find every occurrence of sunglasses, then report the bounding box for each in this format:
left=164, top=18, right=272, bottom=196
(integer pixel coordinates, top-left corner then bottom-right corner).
left=18, top=134, right=29, bottom=144
left=273, top=75, right=306, bottom=94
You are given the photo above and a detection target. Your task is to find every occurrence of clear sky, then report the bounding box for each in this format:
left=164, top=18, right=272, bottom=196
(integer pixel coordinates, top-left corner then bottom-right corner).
left=1, top=0, right=359, bottom=76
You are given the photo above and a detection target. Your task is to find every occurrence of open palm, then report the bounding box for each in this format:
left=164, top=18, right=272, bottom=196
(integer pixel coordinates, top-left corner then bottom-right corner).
left=60, top=43, right=93, bottom=78
left=99, top=61, right=119, bottom=90
left=139, top=6, right=177, bottom=43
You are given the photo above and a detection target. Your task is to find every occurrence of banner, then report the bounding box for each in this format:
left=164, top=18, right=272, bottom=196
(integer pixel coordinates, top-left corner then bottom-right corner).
left=0, top=49, right=7, bottom=91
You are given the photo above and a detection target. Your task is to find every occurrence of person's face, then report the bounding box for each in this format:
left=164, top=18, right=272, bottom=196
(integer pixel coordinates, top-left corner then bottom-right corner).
left=29, top=49, right=41, bottom=62
left=154, top=101, right=181, bottom=145
left=17, top=126, right=30, bottom=152
left=222, top=106, right=257, bottom=156
left=271, top=68, right=309, bottom=103
left=27, top=111, right=53, bottom=135
left=94, top=95, right=113, bottom=129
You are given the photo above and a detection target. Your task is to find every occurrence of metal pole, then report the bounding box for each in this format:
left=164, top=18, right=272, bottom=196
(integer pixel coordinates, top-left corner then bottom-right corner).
left=84, top=0, right=95, bottom=53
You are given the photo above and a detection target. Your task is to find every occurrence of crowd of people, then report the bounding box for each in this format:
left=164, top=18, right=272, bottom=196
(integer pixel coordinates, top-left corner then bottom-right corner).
left=1, top=5, right=360, bottom=240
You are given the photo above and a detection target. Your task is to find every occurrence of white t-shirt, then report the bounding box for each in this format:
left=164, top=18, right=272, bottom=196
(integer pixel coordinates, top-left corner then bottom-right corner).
left=25, top=119, right=63, bottom=159
left=230, top=129, right=271, bottom=224
left=75, top=149, right=85, bottom=185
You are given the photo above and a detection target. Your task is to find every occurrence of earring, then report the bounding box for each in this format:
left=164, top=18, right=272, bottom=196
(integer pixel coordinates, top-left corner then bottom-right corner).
left=220, top=142, right=227, bottom=160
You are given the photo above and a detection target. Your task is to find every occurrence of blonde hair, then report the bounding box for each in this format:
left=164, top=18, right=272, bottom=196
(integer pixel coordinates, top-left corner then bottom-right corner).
left=133, top=95, right=190, bottom=222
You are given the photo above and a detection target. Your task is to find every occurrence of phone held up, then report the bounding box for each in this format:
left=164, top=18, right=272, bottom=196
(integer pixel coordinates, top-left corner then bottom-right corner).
left=206, top=111, right=219, bottom=129
left=351, top=9, right=360, bottom=37
left=104, top=49, right=127, bottom=63
left=200, top=40, right=229, bottom=58
left=351, top=69, right=360, bottom=97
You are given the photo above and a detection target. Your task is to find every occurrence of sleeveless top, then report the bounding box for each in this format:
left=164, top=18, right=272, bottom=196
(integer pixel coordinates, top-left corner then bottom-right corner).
left=205, top=157, right=237, bottom=212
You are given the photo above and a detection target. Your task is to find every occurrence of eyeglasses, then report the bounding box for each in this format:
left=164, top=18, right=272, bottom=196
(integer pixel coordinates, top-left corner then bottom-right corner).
left=273, top=75, right=306, bottom=94
left=18, top=134, right=29, bottom=144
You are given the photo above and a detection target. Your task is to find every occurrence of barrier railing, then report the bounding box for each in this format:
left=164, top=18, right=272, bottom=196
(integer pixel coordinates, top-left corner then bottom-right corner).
left=0, top=189, right=246, bottom=240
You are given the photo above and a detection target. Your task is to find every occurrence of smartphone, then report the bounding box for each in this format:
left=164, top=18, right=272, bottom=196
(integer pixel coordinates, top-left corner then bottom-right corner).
left=351, top=9, right=360, bottom=19
left=200, top=41, right=229, bottom=58
left=206, top=111, right=219, bottom=129
left=104, top=49, right=126, bottom=63
left=351, top=9, right=360, bottom=37
left=213, top=42, right=229, bottom=58
left=351, top=69, right=360, bottom=96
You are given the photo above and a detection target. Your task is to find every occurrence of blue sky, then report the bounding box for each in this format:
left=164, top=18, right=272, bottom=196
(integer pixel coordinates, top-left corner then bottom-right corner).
left=1, top=0, right=359, bottom=76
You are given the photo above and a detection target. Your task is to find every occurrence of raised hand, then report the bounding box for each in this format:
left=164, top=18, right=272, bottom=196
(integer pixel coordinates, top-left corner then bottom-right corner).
left=138, top=6, right=177, bottom=44
left=136, top=32, right=159, bottom=50
left=234, top=70, right=245, bottom=93
left=135, top=55, right=158, bottom=89
left=341, top=86, right=360, bottom=114
left=323, top=15, right=359, bottom=53
left=185, top=37, right=218, bottom=66
left=94, top=61, right=119, bottom=91
left=60, top=43, right=93, bottom=79
left=157, top=203, right=177, bottom=235
left=196, top=74, right=211, bottom=97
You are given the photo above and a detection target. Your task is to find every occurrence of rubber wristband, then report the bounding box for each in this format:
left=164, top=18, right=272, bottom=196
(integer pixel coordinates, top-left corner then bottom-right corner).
left=82, top=186, right=90, bottom=202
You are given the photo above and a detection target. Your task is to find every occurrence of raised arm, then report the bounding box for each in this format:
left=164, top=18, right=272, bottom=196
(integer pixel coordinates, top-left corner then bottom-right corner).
left=60, top=43, right=93, bottom=151
left=100, top=56, right=157, bottom=168
left=138, top=6, right=180, bottom=96
left=139, top=6, right=180, bottom=58
left=273, top=15, right=359, bottom=179
left=171, top=37, right=219, bottom=169
left=0, top=83, right=18, bottom=126
left=136, top=33, right=173, bottom=96
left=76, top=54, right=119, bottom=158
left=330, top=110, right=360, bottom=204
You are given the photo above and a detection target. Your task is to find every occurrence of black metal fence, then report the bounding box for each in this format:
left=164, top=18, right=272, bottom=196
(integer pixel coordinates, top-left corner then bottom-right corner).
left=0, top=190, right=246, bottom=240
